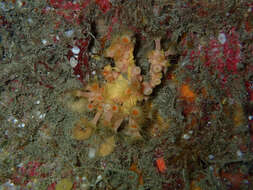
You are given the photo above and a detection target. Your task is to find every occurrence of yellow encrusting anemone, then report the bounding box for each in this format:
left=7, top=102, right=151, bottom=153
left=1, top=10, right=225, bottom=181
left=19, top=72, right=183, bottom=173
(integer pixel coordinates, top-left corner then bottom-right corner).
left=66, top=33, right=169, bottom=156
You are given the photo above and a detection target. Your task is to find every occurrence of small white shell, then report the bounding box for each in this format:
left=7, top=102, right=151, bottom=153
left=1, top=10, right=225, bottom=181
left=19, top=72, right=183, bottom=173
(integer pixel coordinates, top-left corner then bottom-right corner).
left=218, top=33, right=226, bottom=44
left=72, top=46, right=80, bottom=54
left=88, top=147, right=96, bottom=159
left=70, top=57, right=78, bottom=68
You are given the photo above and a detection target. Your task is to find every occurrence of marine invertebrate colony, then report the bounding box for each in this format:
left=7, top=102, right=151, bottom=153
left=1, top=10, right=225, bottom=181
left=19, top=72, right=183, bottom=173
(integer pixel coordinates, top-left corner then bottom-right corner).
left=72, top=33, right=168, bottom=141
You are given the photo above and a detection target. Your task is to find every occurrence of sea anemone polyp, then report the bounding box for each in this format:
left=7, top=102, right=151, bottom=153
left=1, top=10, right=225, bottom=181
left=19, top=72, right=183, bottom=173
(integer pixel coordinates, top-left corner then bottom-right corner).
left=67, top=33, right=169, bottom=152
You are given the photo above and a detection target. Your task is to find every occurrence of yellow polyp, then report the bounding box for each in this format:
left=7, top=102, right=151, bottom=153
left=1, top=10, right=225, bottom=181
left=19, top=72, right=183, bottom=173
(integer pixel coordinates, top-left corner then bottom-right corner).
left=99, top=136, right=116, bottom=157
left=151, top=78, right=161, bottom=86
left=122, top=36, right=130, bottom=43
left=152, top=64, right=162, bottom=73
left=132, top=109, right=139, bottom=116
left=112, top=105, right=119, bottom=112
left=87, top=103, right=94, bottom=110
left=124, top=124, right=142, bottom=139
left=72, top=118, right=95, bottom=140
left=129, top=106, right=145, bottom=124
left=131, top=125, right=138, bottom=129
left=127, top=64, right=136, bottom=80
left=104, top=34, right=132, bottom=58
left=90, top=83, right=98, bottom=90
left=72, top=123, right=92, bottom=141
left=126, top=88, right=132, bottom=95
left=121, top=96, right=139, bottom=114
left=97, top=95, right=104, bottom=101
left=104, top=64, right=112, bottom=72
left=105, top=33, right=135, bottom=72
left=104, top=75, right=129, bottom=102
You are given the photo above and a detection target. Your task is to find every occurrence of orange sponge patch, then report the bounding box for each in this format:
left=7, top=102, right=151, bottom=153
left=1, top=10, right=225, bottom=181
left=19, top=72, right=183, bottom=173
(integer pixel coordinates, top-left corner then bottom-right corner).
left=180, top=84, right=196, bottom=102
left=156, top=157, right=167, bottom=173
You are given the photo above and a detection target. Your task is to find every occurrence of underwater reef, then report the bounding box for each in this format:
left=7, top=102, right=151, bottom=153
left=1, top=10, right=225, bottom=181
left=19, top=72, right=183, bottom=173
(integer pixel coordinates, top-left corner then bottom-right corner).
left=0, top=0, right=253, bottom=190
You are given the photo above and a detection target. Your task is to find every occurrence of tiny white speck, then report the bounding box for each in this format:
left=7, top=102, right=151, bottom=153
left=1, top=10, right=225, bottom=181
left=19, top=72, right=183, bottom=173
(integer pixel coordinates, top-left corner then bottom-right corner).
left=39, top=113, right=46, bottom=119
left=248, top=115, right=253, bottom=120
left=35, top=100, right=40, bottom=105
left=36, top=111, right=41, bottom=116
left=182, top=134, right=190, bottom=140
left=42, top=39, right=47, bottom=45
left=13, top=118, right=18, bottom=124
left=88, top=147, right=96, bottom=159
left=45, top=6, right=51, bottom=11
left=236, top=150, right=243, bottom=157
left=2, top=181, right=15, bottom=188
left=226, top=12, right=230, bottom=16
left=17, top=0, right=23, bottom=8
left=77, top=74, right=80, bottom=78
left=70, top=57, right=78, bottom=68
left=208, top=154, right=214, bottom=160
left=96, top=175, right=102, bottom=184
left=18, top=123, right=25, bottom=128
left=27, top=18, right=33, bottom=23
left=17, top=163, right=24, bottom=167
left=56, top=35, right=60, bottom=41
left=0, top=3, right=6, bottom=11
left=153, top=6, right=159, bottom=16
left=188, top=130, right=193, bottom=134
left=8, top=116, right=14, bottom=122
left=92, top=71, right=96, bottom=75
left=209, top=166, right=214, bottom=171
left=72, top=46, right=80, bottom=54
left=65, top=29, right=74, bottom=37
left=181, top=61, right=187, bottom=66
left=218, top=33, right=226, bottom=44
left=82, top=176, right=87, bottom=181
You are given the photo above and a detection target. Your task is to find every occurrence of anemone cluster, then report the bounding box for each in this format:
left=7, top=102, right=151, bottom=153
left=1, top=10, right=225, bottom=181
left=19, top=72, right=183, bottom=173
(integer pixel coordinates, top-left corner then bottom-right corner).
left=66, top=32, right=169, bottom=156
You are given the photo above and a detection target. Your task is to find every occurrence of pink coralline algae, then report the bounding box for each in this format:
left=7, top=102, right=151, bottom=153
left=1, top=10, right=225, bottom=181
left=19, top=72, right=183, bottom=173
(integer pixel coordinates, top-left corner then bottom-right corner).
left=48, top=0, right=111, bottom=24
left=204, top=28, right=241, bottom=79
left=95, top=0, right=112, bottom=13
left=12, top=161, right=44, bottom=186
left=186, top=28, right=241, bottom=85
left=48, top=0, right=91, bottom=24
